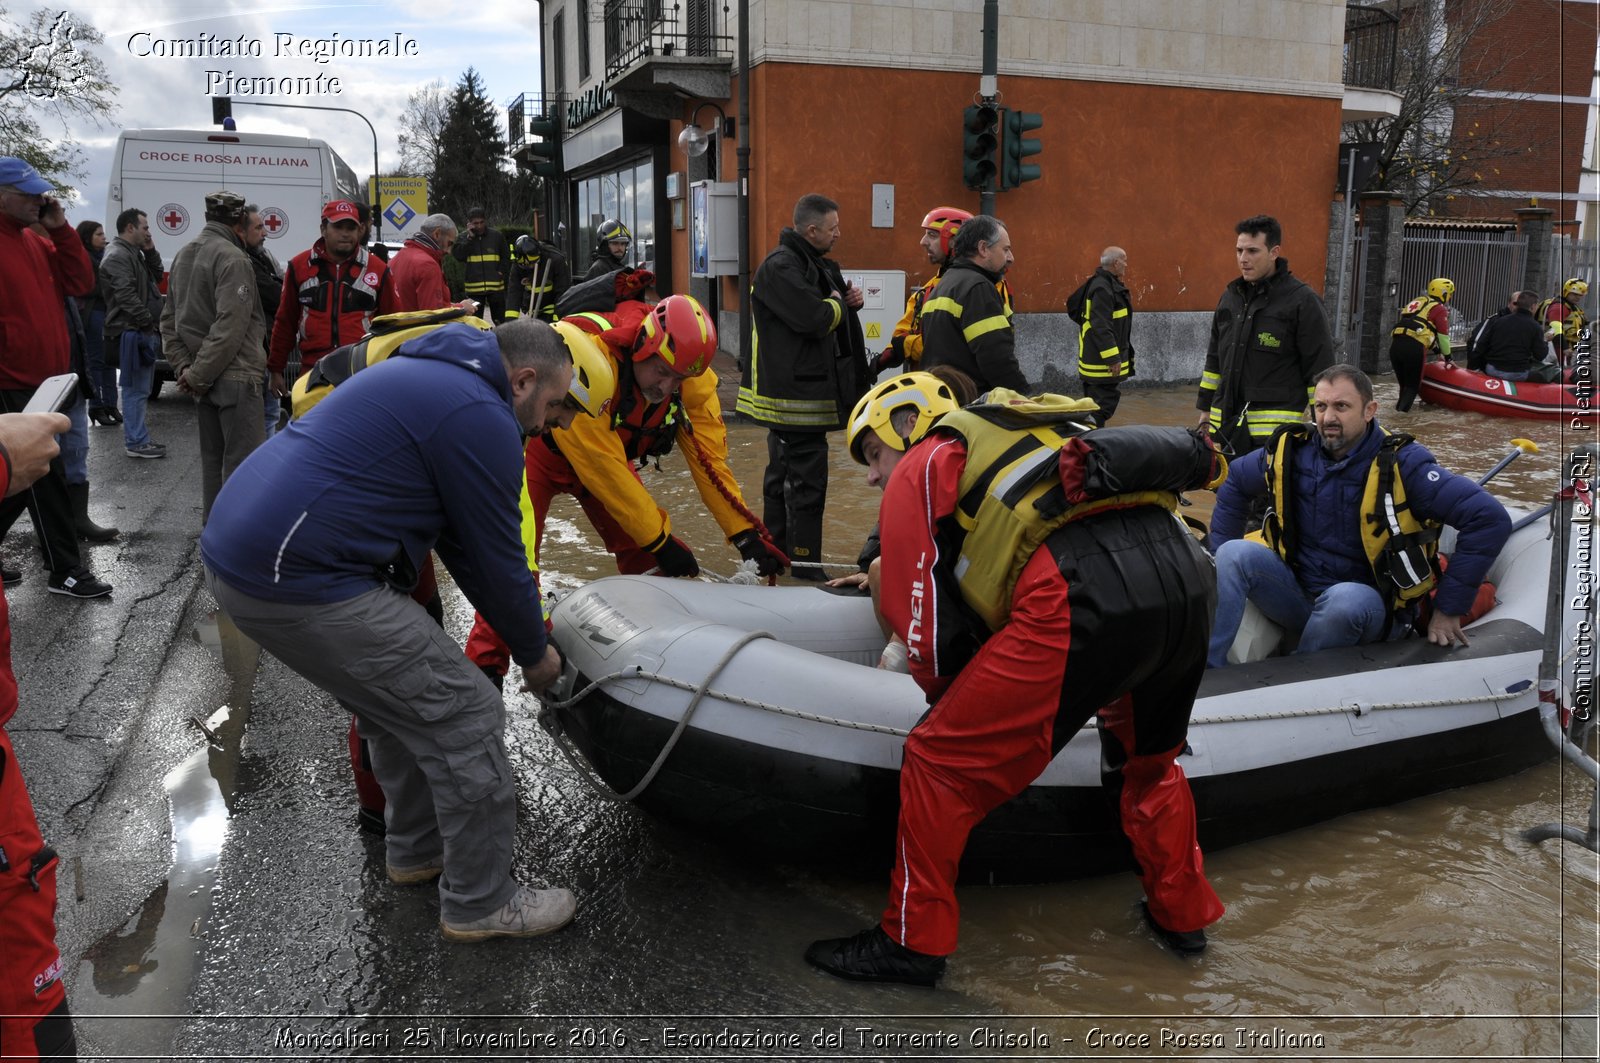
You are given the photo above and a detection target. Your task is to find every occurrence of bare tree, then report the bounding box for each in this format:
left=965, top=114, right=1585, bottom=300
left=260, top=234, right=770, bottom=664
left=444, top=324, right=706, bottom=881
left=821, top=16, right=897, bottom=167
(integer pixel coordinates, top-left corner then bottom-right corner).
left=1349, top=0, right=1542, bottom=215
left=395, top=78, right=450, bottom=177
left=0, top=4, right=117, bottom=185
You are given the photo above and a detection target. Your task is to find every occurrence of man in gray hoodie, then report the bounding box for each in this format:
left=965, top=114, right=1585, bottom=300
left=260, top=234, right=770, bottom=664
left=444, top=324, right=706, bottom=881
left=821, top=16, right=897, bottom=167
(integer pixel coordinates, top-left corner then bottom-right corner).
left=159, top=190, right=266, bottom=523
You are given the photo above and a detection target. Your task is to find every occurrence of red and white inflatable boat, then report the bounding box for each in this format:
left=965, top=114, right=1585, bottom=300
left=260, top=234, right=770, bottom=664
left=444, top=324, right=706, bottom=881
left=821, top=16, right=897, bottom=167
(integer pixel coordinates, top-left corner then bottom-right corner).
left=1418, top=360, right=1594, bottom=421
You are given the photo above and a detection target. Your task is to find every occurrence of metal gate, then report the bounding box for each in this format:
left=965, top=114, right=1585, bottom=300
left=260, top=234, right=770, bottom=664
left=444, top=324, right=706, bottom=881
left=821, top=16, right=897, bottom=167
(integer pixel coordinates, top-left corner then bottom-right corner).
left=1399, top=229, right=1527, bottom=338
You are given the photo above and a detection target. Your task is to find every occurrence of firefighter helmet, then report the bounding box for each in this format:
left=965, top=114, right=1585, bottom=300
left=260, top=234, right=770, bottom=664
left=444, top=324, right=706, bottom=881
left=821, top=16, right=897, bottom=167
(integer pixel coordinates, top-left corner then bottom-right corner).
left=1563, top=277, right=1590, bottom=300
left=595, top=219, right=631, bottom=248
left=847, top=371, right=961, bottom=465
left=921, top=206, right=973, bottom=260
left=1426, top=277, right=1455, bottom=303
left=633, top=294, right=717, bottom=376
left=513, top=234, right=543, bottom=267
left=553, top=320, right=617, bottom=419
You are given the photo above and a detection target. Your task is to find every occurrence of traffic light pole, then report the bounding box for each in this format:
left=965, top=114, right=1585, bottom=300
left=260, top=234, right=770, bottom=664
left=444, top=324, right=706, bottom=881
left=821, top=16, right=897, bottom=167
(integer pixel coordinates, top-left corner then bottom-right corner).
left=979, top=0, right=999, bottom=215
left=218, top=97, right=384, bottom=244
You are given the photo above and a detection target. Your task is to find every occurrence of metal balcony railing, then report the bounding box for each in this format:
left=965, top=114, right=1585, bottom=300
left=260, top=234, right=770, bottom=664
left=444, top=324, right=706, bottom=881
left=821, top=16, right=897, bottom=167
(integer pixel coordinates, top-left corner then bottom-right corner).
left=508, top=92, right=547, bottom=152
left=1344, top=3, right=1400, bottom=91
left=603, top=0, right=733, bottom=83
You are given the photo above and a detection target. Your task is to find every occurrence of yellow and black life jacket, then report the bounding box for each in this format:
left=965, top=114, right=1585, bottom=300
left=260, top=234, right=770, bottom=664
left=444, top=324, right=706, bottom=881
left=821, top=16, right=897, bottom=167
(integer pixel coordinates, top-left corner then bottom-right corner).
left=1392, top=294, right=1444, bottom=349
left=1260, top=423, right=1440, bottom=611
left=1536, top=296, right=1587, bottom=345
left=935, top=391, right=1218, bottom=632
left=290, top=307, right=490, bottom=418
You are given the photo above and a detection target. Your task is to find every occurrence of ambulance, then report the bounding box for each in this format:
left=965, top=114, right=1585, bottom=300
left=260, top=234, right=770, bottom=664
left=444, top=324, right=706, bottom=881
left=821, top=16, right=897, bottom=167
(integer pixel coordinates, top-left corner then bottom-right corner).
left=106, top=128, right=362, bottom=263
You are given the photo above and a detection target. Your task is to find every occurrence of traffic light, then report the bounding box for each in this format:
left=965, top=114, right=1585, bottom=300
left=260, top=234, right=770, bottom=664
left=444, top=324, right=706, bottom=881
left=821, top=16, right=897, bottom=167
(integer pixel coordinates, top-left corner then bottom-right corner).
left=211, top=96, right=233, bottom=126
left=999, top=109, right=1044, bottom=189
left=962, top=103, right=999, bottom=192
left=527, top=111, right=562, bottom=179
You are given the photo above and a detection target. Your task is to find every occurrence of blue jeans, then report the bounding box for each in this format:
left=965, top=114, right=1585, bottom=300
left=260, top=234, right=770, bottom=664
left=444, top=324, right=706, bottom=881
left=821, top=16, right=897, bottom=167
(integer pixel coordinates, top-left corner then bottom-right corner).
left=61, top=396, right=88, bottom=484
left=84, top=309, right=116, bottom=409
left=262, top=370, right=279, bottom=439
left=118, top=333, right=156, bottom=448
left=1208, top=539, right=1389, bottom=667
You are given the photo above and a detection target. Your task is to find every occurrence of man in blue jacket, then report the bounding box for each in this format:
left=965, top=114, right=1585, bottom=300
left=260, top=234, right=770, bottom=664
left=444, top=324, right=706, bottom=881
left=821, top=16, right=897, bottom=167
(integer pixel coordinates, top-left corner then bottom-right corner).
left=199, top=317, right=576, bottom=942
left=1207, top=363, right=1509, bottom=668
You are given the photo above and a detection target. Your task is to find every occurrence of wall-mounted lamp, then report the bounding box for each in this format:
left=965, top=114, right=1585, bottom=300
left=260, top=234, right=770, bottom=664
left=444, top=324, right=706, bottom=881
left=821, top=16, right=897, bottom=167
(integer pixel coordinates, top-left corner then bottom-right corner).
left=678, top=101, right=734, bottom=158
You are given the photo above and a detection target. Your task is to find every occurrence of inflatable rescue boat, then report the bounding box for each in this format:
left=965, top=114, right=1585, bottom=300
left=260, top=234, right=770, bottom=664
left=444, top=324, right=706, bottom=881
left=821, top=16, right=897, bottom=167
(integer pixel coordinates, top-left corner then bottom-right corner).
left=1418, top=360, right=1593, bottom=422
left=546, top=508, right=1571, bottom=882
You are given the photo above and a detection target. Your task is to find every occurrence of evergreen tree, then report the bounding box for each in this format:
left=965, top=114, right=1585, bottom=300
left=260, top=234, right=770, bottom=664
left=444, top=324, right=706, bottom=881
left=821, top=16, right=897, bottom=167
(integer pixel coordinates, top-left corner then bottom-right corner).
left=432, top=67, right=509, bottom=222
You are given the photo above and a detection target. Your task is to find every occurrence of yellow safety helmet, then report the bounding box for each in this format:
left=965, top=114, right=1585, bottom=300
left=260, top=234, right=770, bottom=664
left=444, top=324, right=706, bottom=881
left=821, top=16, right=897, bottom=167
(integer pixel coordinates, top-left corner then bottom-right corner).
left=1563, top=277, right=1589, bottom=300
left=1426, top=277, right=1455, bottom=302
left=847, top=371, right=961, bottom=465
left=553, top=319, right=616, bottom=419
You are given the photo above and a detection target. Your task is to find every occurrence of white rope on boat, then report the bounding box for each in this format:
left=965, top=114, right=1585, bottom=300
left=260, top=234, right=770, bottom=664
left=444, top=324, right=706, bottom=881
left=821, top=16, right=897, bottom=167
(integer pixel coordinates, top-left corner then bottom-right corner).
left=1193, top=688, right=1527, bottom=725
left=538, top=629, right=780, bottom=802
left=546, top=663, right=1534, bottom=743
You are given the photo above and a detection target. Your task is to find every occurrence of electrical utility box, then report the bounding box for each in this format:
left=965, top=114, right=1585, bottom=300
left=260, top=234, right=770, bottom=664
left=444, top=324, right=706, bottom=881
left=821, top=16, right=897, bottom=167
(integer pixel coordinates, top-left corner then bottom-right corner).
left=841, top=269, right=907, bottom=377
left=689, top=180, right=739, bottom=278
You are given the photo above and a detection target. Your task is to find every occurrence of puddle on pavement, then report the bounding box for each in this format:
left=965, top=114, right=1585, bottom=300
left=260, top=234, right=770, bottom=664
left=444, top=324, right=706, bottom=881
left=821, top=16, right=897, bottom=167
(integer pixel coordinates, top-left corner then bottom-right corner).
left=73, top=610, right=260, bottom=1053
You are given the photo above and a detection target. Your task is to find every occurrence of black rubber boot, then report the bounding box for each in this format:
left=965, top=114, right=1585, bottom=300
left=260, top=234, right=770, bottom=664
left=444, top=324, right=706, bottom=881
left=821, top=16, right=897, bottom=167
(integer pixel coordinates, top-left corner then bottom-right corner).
left=67, top=481, right=118, bottom=542
left=805, top=926, right=946, bottom=987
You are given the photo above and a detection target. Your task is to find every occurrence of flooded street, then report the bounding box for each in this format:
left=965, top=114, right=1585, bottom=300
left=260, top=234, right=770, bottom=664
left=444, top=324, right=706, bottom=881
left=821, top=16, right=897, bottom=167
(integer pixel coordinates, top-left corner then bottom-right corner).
left=50, top=379, right=1600, bottom=1060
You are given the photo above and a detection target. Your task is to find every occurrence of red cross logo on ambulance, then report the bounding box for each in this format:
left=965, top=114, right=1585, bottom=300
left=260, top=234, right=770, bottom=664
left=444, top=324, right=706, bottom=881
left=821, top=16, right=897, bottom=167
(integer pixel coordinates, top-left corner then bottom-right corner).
left=157, top=202, right=189, bottom=237
left=259, top=207, right=289, bottom=240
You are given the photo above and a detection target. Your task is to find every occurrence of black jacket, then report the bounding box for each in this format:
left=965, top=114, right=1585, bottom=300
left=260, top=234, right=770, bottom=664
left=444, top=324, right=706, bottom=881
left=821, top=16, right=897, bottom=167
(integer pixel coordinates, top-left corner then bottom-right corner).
left=1197, top=257, right=1333, bottom=453
left=736, top=227, right=867, bottom=431
left=451, top=227, right=509, bottom=298
left=1077, top=266, right=1133, bottom=379
left=1480, top=308, right=1547, bottom=374
left=920, top=260, right=1027, bottom=393
left=507, top=241, right=571, bottom=321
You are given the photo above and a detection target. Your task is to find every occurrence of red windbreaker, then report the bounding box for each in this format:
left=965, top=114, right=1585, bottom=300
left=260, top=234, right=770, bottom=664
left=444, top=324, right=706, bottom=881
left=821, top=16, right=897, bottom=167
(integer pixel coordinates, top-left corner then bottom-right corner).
left=268, top=242, right=395, bottom=372
left=0, top=216, right=94, bottom=390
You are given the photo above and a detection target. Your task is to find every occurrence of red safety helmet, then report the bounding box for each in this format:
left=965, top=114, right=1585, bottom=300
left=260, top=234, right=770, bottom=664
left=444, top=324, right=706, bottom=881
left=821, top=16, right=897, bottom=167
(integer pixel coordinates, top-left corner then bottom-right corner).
left=921, top=206, right=973, bottom=259
left=633, top=293, right=717, bottom=376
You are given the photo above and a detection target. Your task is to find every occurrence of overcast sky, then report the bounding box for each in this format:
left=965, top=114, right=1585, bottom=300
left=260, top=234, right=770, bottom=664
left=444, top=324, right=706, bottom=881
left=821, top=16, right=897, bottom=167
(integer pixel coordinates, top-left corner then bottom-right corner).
left=42, top=0, right=543, bottom=221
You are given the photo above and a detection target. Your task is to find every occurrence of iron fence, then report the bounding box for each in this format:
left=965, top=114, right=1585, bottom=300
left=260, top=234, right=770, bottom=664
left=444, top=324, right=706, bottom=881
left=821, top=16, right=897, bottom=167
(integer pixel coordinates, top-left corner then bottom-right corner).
left=1400, top=229, right=1527, bottom=339
left=1343, top=3, right=1399, bottom=90
left=604, top=0, right=732, bottom=82
left=1549, top=236, right=1599, bottom=316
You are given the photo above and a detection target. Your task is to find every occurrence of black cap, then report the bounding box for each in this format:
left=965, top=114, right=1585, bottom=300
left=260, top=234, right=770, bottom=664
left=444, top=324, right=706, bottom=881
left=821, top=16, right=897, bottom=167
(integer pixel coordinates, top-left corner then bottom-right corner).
left=467, top=206, right=486, bottom=219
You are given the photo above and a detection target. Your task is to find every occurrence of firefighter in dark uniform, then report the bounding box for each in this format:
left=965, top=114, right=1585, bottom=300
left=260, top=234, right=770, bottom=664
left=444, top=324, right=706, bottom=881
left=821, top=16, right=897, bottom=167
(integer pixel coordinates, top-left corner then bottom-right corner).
left=1197, top=215, right=1333, bottom=456
left=583, top=219, right=632, bottom=280
left=736, top=193, right=868, bottom=579
left=504, top=234, right=572, bottom=322
left=450, top=206, right=509, bottom=321
left=1075, top=245, right=1134, bottom=424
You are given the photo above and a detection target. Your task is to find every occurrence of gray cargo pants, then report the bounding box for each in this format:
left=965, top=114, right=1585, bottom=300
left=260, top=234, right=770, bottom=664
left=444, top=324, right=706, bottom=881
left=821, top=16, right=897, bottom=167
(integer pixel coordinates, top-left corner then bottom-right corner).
left=204, top=572, right=517, bottom=923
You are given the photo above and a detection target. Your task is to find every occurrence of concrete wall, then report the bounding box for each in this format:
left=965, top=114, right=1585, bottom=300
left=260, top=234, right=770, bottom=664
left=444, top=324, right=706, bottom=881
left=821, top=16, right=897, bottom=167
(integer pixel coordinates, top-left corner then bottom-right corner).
left=1019, top=310, right=1213, bottom=390
left=749, top=0, right=1347, bottom=100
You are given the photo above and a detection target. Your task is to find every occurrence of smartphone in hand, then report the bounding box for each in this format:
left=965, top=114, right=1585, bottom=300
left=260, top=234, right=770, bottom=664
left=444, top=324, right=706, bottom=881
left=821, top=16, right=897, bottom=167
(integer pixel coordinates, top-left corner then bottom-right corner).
left=22, top=373, right=81, bottom=414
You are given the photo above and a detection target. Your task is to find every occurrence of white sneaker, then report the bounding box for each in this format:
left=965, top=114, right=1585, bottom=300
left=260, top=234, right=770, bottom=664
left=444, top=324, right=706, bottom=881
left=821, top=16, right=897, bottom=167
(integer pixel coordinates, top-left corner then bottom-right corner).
left=440, top=884, right=576, bottom=942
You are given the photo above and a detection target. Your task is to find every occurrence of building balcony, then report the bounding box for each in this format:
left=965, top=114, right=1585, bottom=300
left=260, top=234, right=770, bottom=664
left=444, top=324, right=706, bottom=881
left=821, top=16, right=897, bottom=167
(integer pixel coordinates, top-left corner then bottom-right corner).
left=604, top=0, right=733, bottom=120
left=1343, top=3, right=1402, bottom=122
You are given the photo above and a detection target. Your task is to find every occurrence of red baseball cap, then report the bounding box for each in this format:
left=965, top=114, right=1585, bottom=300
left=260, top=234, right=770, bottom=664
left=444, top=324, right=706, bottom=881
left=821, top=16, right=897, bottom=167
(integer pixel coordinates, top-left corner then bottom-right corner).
left=321, top=200, right=360, bottom=223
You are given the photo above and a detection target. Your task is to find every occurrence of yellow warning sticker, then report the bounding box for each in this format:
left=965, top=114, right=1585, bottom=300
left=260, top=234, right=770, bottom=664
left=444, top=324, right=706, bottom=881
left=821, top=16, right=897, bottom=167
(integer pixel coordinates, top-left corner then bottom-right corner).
left=866, top=322, right=881, bottom=339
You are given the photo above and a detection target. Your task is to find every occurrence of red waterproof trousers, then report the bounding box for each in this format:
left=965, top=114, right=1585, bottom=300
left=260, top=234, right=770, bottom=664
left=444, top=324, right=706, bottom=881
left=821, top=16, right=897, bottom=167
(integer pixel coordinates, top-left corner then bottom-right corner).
left=880, top=507, right=1224, bottom=956
left=0, top=727, right=76, bottom=1060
